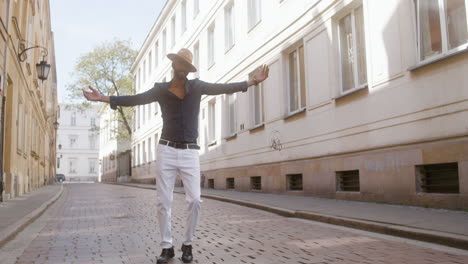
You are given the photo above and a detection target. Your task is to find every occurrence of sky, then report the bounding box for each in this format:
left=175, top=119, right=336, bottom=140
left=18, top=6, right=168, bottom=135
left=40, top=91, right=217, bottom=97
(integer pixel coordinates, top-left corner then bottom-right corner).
left=50, top=0, right=167, bottom=103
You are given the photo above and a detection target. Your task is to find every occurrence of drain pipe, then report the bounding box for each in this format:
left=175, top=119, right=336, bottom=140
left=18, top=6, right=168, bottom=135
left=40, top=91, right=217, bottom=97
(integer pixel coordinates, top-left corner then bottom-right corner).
left=0, top=0, right=12, bottom=202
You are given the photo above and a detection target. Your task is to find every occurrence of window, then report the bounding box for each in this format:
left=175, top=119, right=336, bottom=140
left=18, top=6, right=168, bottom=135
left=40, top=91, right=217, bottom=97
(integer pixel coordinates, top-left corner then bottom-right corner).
left=132, top=146, right=136, bottom=166
left=68, top=158, right=77, bottom=174
left=24, top=110, right=28, bottom=153
left=414, top=0, right=468, bottom=62
left=287, top=45, right=306, bottom=113
left=227, top=94, right=237, bottom=136
left=171, top=15, right=176, bottom=47
left=181, top=0, right=187, bottom=33
left=143, top=140, right=147, bottom=164
left=225, top=2, right=235, bottom=51
left=71, top=112, right=76, bottom=126
left=90, top=117, right=96, bottom=126
left=247, top=0, right=262, bottom=30
left=194, top=0, right=200, bottom=18
left=336, top=170, right=360, bottom=192
left=208, top=179, right=215, bottom=189
left=69, top=135, right=77, bottom=148
left=155, top=41, right=159, bottom=67
left=89, top=135, right=96, bottom=149
left=17, top=101, right=24, bottom=152
left=138, top=106, right=141, bottom=128
left=250, top=176, right=262, bottom=190
left=162, top=29, right=167, bottom=56
left=148, top=51, right=152, bottom=74
left=143, top=104, right=146, bottom=125
left=287, top=174, right=303, bottom=191
left=208, top=100, right=216, bottom=144
left=148, top=137, right=152, bottom=161
left=338, top=6, right=367, bottom=93
left=89, top=158, right=96, bottom=173
left=138, top=68, right=141, bottom=91
left=208, top=23, right=215, bottom=67
left=226, top=178, right=235, bottom=189
left=133, top=109, right=136, bottom=132
left=193, top=42, right=200, bottom=78
left=249, top=70, right=264, bottom=127
left=416, top=163, right=459, bottom=194
left=143, top=60, right=147, bottom=83
left=137, top=143, right=140, bottom=165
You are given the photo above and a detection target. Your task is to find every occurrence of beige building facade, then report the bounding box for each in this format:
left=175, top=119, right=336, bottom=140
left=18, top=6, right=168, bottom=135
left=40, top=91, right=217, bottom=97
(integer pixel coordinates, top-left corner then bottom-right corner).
left=131, top=0, right=467, bottom=209
left=0, top=0, right=58, bottom=201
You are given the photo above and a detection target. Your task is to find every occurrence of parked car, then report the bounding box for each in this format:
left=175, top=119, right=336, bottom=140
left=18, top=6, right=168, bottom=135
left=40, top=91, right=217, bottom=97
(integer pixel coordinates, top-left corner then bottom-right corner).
left=56, top=173, right=66, bottom=182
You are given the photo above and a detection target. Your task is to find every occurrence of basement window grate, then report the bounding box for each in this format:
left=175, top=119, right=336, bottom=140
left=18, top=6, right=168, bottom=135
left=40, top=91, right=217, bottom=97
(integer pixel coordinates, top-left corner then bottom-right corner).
left=208, top=179, right=214, bottom=189
left=250, top=176, right=262, bottom=190
left=287, top=174, right=303, bottom=191
left=226, top=178, right=235, bottom=189
left=416, top=163, right=459, bottom=194
left=336, top=170, right=360, bottom=192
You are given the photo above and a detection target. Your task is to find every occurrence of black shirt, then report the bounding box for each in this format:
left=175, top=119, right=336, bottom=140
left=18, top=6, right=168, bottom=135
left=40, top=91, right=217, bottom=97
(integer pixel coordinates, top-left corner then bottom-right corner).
left=109, top=78, right=248, bottom=143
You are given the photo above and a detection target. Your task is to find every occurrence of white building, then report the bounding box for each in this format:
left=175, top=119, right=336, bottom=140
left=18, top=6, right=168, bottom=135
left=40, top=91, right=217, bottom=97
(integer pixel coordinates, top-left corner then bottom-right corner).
left=98, top=103, right=132, bottom=183
left=129, top=0, right=468, bottom=210
left=57, top=104, right=100, bottom=182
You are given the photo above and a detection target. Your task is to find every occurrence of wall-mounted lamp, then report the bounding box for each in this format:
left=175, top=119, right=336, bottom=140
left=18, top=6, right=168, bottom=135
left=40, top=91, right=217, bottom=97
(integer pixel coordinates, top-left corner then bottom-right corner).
left=17, top=42, right=51, bottom=81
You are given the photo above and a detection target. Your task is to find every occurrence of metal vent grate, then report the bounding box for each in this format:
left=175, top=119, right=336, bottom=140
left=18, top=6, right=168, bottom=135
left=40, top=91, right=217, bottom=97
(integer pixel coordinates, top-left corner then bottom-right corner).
left=337, top=170, right=360, bottom=192
left=226, top=178, right=235, bottom=189
left=287, top=174, right=303, bottom=191
left=416, top=163, right=459, bottom=194
left=250, top=176, right=262, bottom=190
left=208, top=179, right=214, bottom=189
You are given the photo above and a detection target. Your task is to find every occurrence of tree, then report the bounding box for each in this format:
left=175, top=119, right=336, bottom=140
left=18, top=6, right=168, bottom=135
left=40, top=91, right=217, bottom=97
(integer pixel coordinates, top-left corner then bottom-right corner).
left=67, top=39, right=137, bottom=140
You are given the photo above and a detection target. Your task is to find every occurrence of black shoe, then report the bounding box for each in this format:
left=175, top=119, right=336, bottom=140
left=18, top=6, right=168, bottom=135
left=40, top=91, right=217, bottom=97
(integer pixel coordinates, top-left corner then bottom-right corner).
left=156, top=247, right=175, bottom=264
left=181, top=244, right=193, bottom=263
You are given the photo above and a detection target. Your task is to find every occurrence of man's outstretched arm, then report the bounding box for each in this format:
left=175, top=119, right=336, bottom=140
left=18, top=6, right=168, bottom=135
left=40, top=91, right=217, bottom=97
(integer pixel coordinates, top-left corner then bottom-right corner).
left=200, top=65, right=270, bottom=95
left=83, top=85, right=159, bottom=110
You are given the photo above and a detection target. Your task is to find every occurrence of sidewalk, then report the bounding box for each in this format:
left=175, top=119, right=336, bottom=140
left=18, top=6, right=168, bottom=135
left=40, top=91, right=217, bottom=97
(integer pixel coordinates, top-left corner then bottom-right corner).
left=0, top=183, right=63, bottom=248
left=110, top=182, right=468, bottom=250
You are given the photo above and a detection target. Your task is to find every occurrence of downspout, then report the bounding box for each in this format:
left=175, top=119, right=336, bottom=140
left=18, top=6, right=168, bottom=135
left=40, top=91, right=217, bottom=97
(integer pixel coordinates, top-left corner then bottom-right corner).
left=0, top=0, right=12, bottom=202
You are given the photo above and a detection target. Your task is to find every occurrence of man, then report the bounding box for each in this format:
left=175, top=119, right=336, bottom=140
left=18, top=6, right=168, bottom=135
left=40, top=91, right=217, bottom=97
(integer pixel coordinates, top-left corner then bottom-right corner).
left=83, top=48, right=269, bottom=263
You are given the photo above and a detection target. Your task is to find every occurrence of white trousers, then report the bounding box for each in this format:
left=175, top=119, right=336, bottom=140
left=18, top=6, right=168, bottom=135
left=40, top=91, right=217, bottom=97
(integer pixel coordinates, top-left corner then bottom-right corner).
left=155, top=143, right=202, bottom=249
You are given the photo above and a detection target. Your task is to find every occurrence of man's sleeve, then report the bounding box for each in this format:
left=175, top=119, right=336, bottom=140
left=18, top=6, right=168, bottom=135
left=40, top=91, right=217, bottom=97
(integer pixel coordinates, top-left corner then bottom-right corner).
left=109, top=83, right=160, bottom=110
left=198, top=79, right=249, bottom=95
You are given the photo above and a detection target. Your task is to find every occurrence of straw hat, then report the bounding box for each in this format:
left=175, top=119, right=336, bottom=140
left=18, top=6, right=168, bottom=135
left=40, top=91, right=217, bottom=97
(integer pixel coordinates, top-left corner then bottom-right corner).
left=167, top=48, right=197, bottom=72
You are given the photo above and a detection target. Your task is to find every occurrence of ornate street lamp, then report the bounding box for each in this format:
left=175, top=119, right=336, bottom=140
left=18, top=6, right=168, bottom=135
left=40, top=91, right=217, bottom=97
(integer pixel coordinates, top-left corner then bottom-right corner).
left=17, top=43, right=51, bottom=81
left=36, top=59, right=51, bottom=81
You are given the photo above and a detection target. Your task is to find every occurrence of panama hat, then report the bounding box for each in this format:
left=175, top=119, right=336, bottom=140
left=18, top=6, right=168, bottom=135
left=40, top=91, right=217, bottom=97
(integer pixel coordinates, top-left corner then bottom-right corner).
left=167, top=48, right=197, bottom=72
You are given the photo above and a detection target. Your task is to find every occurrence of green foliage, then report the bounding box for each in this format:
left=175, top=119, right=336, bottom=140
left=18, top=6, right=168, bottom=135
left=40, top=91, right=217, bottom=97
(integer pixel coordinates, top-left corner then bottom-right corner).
left=67, top=39, right=137, bottom=140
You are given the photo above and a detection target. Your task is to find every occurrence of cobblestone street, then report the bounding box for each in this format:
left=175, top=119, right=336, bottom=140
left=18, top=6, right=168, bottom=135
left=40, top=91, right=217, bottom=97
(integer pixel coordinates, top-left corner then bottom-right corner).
left=6, top=183, right=468, bottom=264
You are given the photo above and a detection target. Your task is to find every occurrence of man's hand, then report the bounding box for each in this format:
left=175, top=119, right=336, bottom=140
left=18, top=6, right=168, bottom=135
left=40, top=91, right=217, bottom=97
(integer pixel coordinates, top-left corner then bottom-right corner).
left=247, top=64, right=270, bottom=87
left=255, top=64, right=269, bottom=83
left=82, top=86, right=103, bottom=102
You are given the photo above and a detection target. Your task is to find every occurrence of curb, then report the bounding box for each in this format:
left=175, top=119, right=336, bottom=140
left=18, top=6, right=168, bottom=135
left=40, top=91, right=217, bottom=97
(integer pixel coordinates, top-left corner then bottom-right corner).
left=0, top=184, right=64, bottom=249
left=110, top=183, right=468, bottom=250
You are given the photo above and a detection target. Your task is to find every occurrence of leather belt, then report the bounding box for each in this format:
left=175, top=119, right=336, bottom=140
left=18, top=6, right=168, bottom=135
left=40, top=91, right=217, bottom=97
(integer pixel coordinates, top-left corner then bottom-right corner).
left=159, top=139, right=200, bottom=150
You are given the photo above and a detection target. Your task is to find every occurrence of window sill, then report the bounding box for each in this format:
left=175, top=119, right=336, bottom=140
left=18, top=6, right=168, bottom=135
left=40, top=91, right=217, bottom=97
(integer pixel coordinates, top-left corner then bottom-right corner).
left=249, top=123, right=265, bottom=133
left=207, top=62, right=215, bottom=70
left=225, top=43, right=235, bottom=54
left=333, top=85, right=368, bottom=100
left=408, top=46, right=468, bottom=71
left=224, top=133, right=237, bottom=141
left=283, top=108, right=306, bottom=121
left=247, top=19, right=262, bottom=34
